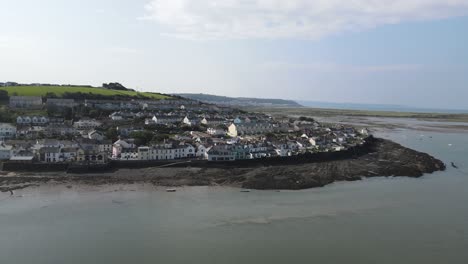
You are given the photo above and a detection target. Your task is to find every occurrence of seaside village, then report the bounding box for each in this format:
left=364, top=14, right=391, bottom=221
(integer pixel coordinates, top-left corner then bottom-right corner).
left=0, top=95, right=369, bottom=165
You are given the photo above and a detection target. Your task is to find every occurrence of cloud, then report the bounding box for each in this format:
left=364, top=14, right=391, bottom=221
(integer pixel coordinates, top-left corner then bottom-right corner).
left=142, top=0, right=468, bottom=39
left=258, top=62, right=424, bottom=74
left=0, top=36, right=20, bottom=48
left=0, top=35, right=35, bottom=49
left=108, top=47, right=140, bottom=54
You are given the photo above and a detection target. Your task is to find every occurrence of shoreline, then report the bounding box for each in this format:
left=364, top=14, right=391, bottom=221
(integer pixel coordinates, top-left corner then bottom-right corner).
left=0, top=138, right=446, bottom=192
left=3, top=135, right=377, bottom=173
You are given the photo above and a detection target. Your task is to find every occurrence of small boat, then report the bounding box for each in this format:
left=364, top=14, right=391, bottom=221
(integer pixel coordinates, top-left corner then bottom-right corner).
left=451, top=162, right=459, bottom=169
left=166, top=189, right=177, bottom=192
left=240, top=189, right=251, bottom=193
left=112, top=200, right=125, bottom=205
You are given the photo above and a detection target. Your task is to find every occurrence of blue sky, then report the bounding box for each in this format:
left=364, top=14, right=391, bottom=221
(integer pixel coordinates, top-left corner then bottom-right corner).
left=1, top=0, right=468, bottom=109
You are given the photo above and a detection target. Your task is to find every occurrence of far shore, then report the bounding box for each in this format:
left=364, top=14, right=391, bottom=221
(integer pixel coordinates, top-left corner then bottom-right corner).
left=246, top=106, right=468, bottom=124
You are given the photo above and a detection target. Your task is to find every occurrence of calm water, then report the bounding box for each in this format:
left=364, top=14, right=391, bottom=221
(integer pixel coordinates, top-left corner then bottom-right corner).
left=1, top=129, right=467, bottom=264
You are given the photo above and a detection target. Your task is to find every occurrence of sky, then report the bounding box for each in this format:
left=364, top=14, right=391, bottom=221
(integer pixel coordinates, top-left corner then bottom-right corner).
left=1, top=0, right=468, bottom=109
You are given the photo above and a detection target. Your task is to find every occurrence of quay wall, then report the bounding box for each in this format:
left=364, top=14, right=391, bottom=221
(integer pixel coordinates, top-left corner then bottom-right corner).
left=2, top=136, right=376, bottom=173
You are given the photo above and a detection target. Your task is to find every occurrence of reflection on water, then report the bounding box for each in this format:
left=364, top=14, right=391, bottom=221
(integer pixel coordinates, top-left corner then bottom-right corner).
left=0, top=129, right=467, bottom=264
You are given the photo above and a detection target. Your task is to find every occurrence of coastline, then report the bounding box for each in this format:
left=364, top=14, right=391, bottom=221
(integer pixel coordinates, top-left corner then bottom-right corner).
left=0, top=137, right=446, bottom=192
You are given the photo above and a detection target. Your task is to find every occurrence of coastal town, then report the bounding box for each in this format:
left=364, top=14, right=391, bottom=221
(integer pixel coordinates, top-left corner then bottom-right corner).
left=0, top=84, right=369, bottom=168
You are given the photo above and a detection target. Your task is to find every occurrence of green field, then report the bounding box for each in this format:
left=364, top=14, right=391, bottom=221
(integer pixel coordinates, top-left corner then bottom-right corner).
left=0, top=86, right=172, bottom=100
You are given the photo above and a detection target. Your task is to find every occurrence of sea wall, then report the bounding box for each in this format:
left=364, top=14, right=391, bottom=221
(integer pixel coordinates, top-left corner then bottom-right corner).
left=2, top=163, right=68, bottom=172
left=3, top=136, right=377, bottom=173
left=108, top=136, right=377, bottom=169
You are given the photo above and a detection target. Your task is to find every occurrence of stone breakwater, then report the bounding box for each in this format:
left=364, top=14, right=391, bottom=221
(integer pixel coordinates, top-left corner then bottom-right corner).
left=0, top=138, right=445, bottom=191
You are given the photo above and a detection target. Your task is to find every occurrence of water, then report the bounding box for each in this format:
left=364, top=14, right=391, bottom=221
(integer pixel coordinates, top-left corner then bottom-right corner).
left=0, top=129, right=467, bottom=264
left=297, top=100, right=468, bottom=114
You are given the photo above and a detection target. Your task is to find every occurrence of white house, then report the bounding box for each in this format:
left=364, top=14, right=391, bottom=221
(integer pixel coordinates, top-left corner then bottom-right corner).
left=208, top=118, right=226, bottom=126
left=228, top=123, right=275, bottom=137
left=88, top=130, right=105, bottom=141
left=138, top=146, right=177, bottom=160
left=45, top=124, right=77, bottom=137
left=0, top=142, right=13, bottom=160
left=184, top=144, right=196, bottom=158
left=109, top=112, right=124, bottom=121
left=74, top=119, right=102, bottom=130
left=137, top=143, right=196, bottom=161
left=36, top=139, right=71, bottom=149
left=182, top=116, right=191, bottom=126
left=39, top=147, right=61, bottom=163
left=120, top=150, right=139, bottom=160
left=151, top=115, right=184, bottom=125
left=112, top=139, right=136, bottom=158
left=272, top=141, right=301, bottom=157
left=46, top=98, right=77, bottom=108
left=98, top=141, right=113, bottom=154
left=61, top=147, right=79, bottom=162
left=9, top=96, right=43, bottom=109
left=195, top=144, right=210, bottom=159
left=207, top=127, right=226, bottom=136
left=0, top=123, right=16, bottom=140
left=16, top=116, right=49, bottom=126
left=360, top=128, right=369, bottom=136
left=207, top=145, right=236, bottom=161
left=32, top=116, right=49, bottom=125
left=309, top=138, right=317, bottom=146
left=9, top=150, right=35, bottom=163
left=16, top=116, right=31, bottom=125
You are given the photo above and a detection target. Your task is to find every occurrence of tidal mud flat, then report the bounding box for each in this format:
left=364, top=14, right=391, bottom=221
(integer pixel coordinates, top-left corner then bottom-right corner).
left=0, top=138, right=445, bottom=192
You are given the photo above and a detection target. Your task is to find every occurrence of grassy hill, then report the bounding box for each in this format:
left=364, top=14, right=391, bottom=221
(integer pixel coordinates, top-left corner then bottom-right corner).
left=175, top=93, right=302, bottom=107
left=0, top=86, right=172, bottom=100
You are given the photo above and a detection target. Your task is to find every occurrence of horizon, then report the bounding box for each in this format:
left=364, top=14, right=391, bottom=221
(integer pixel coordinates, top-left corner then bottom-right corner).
left=1, top=0, right=467, bottom=109
left=3, top=81, right=468, bottom=112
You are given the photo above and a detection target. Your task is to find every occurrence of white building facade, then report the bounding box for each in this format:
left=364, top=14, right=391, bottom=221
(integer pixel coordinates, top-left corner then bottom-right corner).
left=0, top=123, right=16, bottom=140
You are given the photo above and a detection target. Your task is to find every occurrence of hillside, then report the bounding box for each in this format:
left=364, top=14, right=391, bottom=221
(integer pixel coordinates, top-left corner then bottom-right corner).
left=0, top=86, right=172, bottom=100
left=175, top=93, right=302, bottom=107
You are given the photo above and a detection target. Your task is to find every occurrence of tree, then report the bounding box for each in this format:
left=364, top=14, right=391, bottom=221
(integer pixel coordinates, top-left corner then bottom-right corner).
left=63, top=107, right=74, bottom=120
left=299, top=116, right=315, bottom=122
left=0, top=90, right=9, bottom=101
left=0, top=108, right=14, bottom=122
left=102, top=82, right=133, bottom=91
left=151, top=134, right=170, bottom=144
left=45, top=92, right=58, bottom=98
left=46, top=104, right=60, bottom=116
left=106, top=127, right=119, bottom=142
left=265, top=132, right=277, bottom=141
left=130, top=130, right=155, bottom=146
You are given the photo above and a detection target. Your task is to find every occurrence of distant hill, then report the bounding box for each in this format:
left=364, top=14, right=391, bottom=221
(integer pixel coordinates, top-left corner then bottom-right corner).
left=175, top=93, right=302, bottom=108
left=0, top=85, right=172, bottom=100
